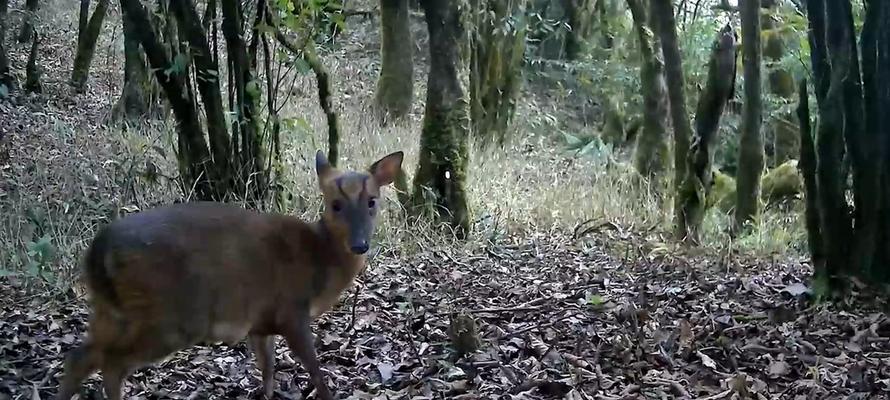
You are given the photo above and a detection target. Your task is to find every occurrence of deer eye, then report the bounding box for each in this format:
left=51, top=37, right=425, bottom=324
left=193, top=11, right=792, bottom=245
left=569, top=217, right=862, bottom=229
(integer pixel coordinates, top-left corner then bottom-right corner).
left=368, top=198, right=377, bottom=208
left=331, top=200, right=343, bottom=212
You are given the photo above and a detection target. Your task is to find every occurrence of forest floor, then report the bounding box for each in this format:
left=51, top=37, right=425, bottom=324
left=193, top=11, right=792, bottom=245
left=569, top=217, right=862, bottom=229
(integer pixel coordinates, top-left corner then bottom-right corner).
left=2, top=1, right=890, bottom=400
left=3, top=233, right=890, bottom=399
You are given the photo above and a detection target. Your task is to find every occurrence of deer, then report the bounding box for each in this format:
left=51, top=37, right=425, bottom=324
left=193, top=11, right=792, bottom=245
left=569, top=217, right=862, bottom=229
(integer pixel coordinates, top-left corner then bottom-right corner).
left=56, top=150, right=404, bottom=400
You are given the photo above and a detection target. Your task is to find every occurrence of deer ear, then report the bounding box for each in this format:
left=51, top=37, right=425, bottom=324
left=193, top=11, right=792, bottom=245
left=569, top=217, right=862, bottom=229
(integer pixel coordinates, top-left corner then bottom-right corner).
left=369, top=151, right=404, bottom=186
left=316, top=150, right=332, bottom=179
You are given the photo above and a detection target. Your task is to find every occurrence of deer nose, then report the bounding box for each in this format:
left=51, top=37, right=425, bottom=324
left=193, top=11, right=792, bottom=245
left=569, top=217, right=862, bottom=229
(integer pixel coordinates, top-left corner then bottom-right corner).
left=350, top=241, right=369, bottom=255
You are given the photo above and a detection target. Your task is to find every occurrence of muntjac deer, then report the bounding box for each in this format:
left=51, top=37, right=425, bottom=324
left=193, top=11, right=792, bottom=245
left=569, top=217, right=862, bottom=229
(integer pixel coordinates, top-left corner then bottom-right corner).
left=57, top=150, right=404, bottom=400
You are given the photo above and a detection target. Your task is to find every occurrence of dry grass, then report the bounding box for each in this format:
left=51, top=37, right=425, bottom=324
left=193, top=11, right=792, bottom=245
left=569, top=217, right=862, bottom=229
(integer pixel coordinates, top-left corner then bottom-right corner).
left=0, top=0, right=807, bottom=295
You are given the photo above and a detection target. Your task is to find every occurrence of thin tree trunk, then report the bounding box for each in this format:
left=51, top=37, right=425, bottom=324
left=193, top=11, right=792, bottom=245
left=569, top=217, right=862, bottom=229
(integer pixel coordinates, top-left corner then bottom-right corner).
left=0, top=0, right=14, bottom=93
left=735, top=0, right=764, bottom=230
left=171, top=0, right=232, bottom=194
left=628, top=0, right=669, bottom=178
left=221, top=0, right=265, bottom=202
left=852, top=0, right=882, bottom=276
left=651, top=0, right=693, bottom=239
left=678, top=24, right=738, bottom=242
left=17, top=0, right=39, bottom=43
left=469, top=0, right=526, bottom=146
left=71, top=0, right=111, bottom=92
left=119, top=0, right=214, bottom=199
left=24, top=29, right=41, bottom=92
left=375, top=0, right=413, bottom=121
left=797, top=79, right=822, bottom=275
left=412, top=0, right=471, bottom=238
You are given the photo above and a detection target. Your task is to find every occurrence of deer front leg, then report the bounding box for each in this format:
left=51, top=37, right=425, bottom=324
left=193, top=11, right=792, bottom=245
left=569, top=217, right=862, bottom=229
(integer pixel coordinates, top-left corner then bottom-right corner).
left=282, top=310, right=334, bottom=400
left=249, top=334, right=276, bottom=399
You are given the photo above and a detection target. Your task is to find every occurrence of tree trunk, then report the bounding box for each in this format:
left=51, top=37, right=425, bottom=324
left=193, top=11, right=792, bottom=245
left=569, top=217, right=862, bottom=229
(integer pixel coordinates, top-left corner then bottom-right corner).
left=762, top=5, right=797, bottom=165
left=0, top=0, right=14, bottom=93
left=797, top=78, right=823, bottom=273
left=412, top=0, right=471, bottom=238
left=651, top=0, right=693, bottom=239
left=171, top=0, right=232, bottom=195
left=676, top=24, right=737, bottom=242
left=112, top=5, right=159, bottom=120
left=375, top=0, right=413, bottom=121
left=78, top=0, right=90, bottom=43
left=735, top=0, right=764, bottom=230
left=221, top=0, right=265, bottom=203
left=850, top=0, right=883, bottom=278
left=119, top=0, right=214, bottom=199
left=564, top=0, right=597, bottom=59
left=24, top=29, right=41, bottom=92
left=71, top=0, right=111, bottom=92
left=469, top=0, right=526, bottom=146
left=17, top=0, right=39, bottom=43
left=627, top=0, right=669, bottom=178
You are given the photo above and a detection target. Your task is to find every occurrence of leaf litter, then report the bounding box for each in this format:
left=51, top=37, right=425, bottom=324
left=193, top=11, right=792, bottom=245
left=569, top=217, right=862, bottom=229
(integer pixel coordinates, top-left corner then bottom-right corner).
left=2, top=233, right=890, bottom=399
left=1, top=1, right=890, bottom=399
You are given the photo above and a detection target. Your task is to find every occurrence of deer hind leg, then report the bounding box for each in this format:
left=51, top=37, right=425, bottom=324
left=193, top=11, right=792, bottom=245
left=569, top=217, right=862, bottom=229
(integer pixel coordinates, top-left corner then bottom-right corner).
left=250, top=334, right=276, bottom=399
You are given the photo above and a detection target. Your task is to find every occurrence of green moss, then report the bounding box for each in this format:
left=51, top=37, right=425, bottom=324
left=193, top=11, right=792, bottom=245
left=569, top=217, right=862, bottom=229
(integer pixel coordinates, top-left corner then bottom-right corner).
left=706, top=169, right=737, bottom=213
left=761, top=159, right=802, bottom=203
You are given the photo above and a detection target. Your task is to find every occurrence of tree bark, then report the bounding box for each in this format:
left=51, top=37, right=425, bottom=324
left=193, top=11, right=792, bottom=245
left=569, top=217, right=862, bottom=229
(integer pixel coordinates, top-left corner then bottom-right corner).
left=627, top=0, right=669, bottom=178
left=564, top=0, right=597, bottom=59
left=651, top=0, right=693, bottom=239
left=412, top=0, right=471, bottom=238
left=469, top=0, right=526, bottom=146
left=71, top=0, right=111, bottom=92
left=761, top=5, right=797, bottom=165
left=375, top=0, right=413, bottom=121
left=735, top=0, right=764, bottom=230
left=112, top=4, right=159, bottom=120
left=17, top=0, right=39, bottom=43
left=171, top=0, right=232, bottom=193
left=0, top=0, right=14, bottom=93
left=677, top=24, right=737, bottom=242
left=78, top=0, right=90, bottom=43
left=798, top=79, right=822, bottom=272
left=119, top=0, right=214, bottom=199
left=24, top=29, right=41, bottom=92
left=221, top=0, right=265, bottom=202
left=851, top=0, right=883, bottom=277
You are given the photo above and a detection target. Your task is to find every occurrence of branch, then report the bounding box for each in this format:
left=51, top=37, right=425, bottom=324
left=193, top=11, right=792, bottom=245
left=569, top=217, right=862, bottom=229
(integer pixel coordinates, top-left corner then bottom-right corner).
left=272, top=25, right=341, bottom=167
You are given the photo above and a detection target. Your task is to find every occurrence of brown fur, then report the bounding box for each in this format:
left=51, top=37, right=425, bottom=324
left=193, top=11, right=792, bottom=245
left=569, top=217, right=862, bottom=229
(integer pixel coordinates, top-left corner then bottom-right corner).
left=57, top=151, right=403, bottom=400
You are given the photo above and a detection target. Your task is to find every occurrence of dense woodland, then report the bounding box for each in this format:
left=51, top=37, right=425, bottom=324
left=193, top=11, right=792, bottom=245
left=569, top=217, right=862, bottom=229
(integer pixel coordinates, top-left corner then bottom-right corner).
left=1, top=0, right=890, bottom=398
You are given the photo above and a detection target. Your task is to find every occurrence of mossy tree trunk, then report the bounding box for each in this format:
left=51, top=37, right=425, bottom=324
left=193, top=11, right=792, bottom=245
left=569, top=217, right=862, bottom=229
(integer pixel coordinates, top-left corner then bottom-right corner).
left=70, top=0, right=110, bottom=92
left=651, top=0, right=693, bottom=239
left=0, top=0, right=14, bottom=93
left=375, top=0, right=413, bottom=121
left=530, top=0, right=596, bottom=60
left=412, top=0, right=471, bottom=238
left=679, top=24, right=737, bottom=242
left=735, top=0, right=764, bottom=231
left=627, top=0, right=669, bottom=178
left=469, top=0, right=527, bottom=146
left=763, top=3, right=797, bottom=165
left=802, top=0, right=890, bottom=292
left=17, top=0, right=39, bottom=43
left=564, top=0, right=597, bottom=59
